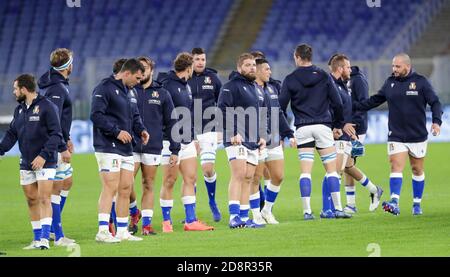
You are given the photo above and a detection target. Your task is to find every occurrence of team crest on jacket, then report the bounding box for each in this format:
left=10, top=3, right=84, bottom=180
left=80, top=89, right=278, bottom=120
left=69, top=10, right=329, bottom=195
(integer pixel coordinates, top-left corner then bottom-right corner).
left=409, top=82, right=416, bottom=90
left=33, top=105, right=39, bottom=114
left=204, top=76, right=212, bottom=84
left=268, top=86, right=274, bottom=94
left=152, top=91, right=159, bottom=98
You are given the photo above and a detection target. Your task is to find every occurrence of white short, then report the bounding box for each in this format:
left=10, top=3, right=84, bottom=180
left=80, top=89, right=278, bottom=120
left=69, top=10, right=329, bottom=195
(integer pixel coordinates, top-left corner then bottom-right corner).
left=197, top=132, right=217, bottom=165
left=94, top=152, right=135, bottom=172
left=225, top=145, right=259, bottom=166
left=335, top=140, right=352, bottom=155
left=357, top=134, right=366, bottom=144
left=20, top=168, right=56, bottom=186
left=133, top=152, right=161, bottom=166
left=387, top=141, right=428, bottom=159
left=161, top=140, right=197, bottom=165
left=55, top=153, right=73, bottom=180
left=259, top=145, right=284, bottom=162
left=295, top=124, right=335, bottom=149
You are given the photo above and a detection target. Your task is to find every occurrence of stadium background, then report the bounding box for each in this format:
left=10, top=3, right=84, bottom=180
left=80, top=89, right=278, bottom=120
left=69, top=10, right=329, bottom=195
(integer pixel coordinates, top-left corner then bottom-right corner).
left=0, top=0, right=449, bottom=257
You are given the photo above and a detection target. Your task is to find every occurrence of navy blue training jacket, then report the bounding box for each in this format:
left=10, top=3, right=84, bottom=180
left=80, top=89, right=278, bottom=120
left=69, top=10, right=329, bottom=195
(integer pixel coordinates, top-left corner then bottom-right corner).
left=279, top=65, right=344, bottom=129
left=90, top=75, right=146, bottom=156
left=354, top=71, right=443, bottom=143
left=0, top=94, right=63, bottom=170
left=187, top=68, right=222, bottom=134
left=132, top=81, right=180, bottom=155
left=38, top=68, right=72, bottom=152
left=347, top=66, right=369, bottom=135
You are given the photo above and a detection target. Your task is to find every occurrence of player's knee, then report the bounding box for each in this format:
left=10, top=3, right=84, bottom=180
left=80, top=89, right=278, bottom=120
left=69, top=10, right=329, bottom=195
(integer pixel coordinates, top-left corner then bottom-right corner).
left=38, top=195, right=51, bottom=206
left=26, top=196, right=39, bottom=207
left=271, top=173, right=284, bottom=186
left=411, top=166, right=424, bottom=176
left=164, top=174, right=178, bottom=188
left=142, top=178, right=154, bottom=192
left=202, top=164, right=215, bottom=177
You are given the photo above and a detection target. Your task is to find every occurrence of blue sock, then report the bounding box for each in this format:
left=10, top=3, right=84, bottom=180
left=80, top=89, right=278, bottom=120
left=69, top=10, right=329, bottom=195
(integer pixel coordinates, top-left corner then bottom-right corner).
left=31, top=221, right=41, bottom=241
left=51, top=197, right=64, bottom=241
left=204, top=174, right=217, bottom=205
left=390, top=173, right=403, bottom=203
left=265, top=184, right=279, bottom=206
left=321, top=177, right=331, bottom=212
left=229, top=202, right=240, bottom=220
left=41, top=218, right=52, bottom=240
left=110, top=201, right=117, bottom=227
left=327, top=174, right=341, bottom=211
left=299, top=177, right=311, bottom=197
left=184, top=203, right=196, bottom=223
left=142, top=217, right=151, bottom=227
left=129, top=201, right=138, bottom=216
left=412, top=174, right=425, bottom=206
left=239, top=205, right=250, bottom=221
left=60, top=190, right=69, bottom=213
left=162, top=206, right=172, bottom=222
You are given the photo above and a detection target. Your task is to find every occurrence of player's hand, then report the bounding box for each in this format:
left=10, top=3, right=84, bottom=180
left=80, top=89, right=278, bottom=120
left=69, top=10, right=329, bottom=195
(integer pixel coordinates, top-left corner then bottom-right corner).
left=258, top=138, right=266, bottom=151
left=169, top=154, right=178, bottom=167
left=67, top=139, right=74, bottom=154
left=117, top=130, right=132, bottom=144
left=61, top=150, right=71, bottom=163
left=141, top=130, right=150, bottom=145
left=31, top=155, right=46, bottom=171
left=343, top=123, right=357, bottom=139
left=333, top=128, right=343, bottom=139
left=230, top=134, right=243, bottom=145
left=289, top=137, right=297, bottom=148
left=431, top=123, right=441, bottom=136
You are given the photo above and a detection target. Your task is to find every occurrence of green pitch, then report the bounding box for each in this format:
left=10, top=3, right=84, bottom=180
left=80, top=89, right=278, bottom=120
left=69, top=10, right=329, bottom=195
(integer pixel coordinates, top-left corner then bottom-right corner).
left=0, top=143, right=449, bottom=257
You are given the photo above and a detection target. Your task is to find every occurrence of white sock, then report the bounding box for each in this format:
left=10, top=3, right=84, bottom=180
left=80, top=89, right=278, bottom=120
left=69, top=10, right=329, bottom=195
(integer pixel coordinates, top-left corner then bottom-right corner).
left=301, top=197, right=311, bottom=214
left=98, top=213, right=110, bottom=232
left=359, top=175, right=377, bottom=194
left=345, top=186, right=356, bottom=207
left=129, top=200, right=137, bottom=209
left=116, top=217, right=128, bottom=234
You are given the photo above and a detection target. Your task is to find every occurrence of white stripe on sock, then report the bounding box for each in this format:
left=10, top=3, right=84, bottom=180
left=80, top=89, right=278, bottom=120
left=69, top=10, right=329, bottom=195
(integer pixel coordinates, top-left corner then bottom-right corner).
left=249, top=192, right=260, bottom=200
left=412, top=174, right=425, bottom=182
left=129, top=201, right=137, bottom=209
left=181, top=195, right=196, bottom=205
left=98, top=213, right=110, bottom=222
left=60, top=190, right=70, bottom=197
left=41, top=217, right=52, bottom=226
left=300, top=173, right=311, bottom=180
left=204, top=173, right=217, bottom=183
left=390, top=172, right=403, bottom=178
left=51, top=194, right=61, bottom=204
left=301, top=197, right=311, bottom=214
left=31, top=221, right=41, bottom=229
left=267, top=183, right=281, bottom=193
left=141, top=209, right=153, bottom=218
left=160, top=199, right=174, bottom=207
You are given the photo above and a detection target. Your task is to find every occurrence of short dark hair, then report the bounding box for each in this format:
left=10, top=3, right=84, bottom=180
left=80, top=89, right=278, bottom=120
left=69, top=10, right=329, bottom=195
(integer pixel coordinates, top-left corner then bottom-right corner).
left=120, top=58, right=145, bottom=74
left=50, top=48, right=73, bottom=68
left=251, top=51, right=266, bottom=59
left=237, top=53, right=255, bottom=68
left=113, top=58, right=127, bottom=74
left=173, top=52, right=193, bottom=72
left=330, top=54, right=349, bottom=72
left=255, top=58, right=269, bottom=66
left=137, top=56, right=155, bottom=71
left=14, top=74, right=36, bottom=92
left=191, top=47, right=205, bottom=55
left=294, top=44, right=313, bottom=62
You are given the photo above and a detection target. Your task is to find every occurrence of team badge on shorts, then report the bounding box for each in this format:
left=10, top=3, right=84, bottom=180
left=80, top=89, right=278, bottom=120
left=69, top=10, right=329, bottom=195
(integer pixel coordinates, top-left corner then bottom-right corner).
left=389, top=143, right=394, bottom=151
left=112, top=159, right=119, bottom=168
left=238, top=146, right=245, bottom=158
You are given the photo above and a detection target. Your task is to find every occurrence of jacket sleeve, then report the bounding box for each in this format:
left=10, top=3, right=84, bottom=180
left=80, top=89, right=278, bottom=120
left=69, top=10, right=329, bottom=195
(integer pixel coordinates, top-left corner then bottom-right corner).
left=90, top=85, right=121, bottom=138
left=0, top=109, right=19, bottom=156
left=39, top=103, right=63, bottom=161
left=259, top=91, right=271, bottom=143
left=46, top=85, right=68, bottom=151
left=217, top=83, right=236, bottom=142
left=162, top=90, right=180, bottom=155
left=351, top=75, right=369, bottom=128
left=353, top=81, right=387, bottom=111
left=279, top=107, right=294, bottom=139
left=422, top=78, right=443, bottom=126
left=327, top=75, right=344, bottom=129
left=213, top=74, right=223, bottom=103
left=279, top=77, right=291, bottom=117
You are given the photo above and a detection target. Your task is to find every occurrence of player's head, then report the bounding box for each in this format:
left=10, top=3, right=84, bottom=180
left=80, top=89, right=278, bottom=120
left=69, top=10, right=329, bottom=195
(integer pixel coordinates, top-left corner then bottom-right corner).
left=137, top=56, right=155, bottom=85
left=119, top=58, right=145, bottom=87
left=13, top=74, right=36, bottom=102
left=191, top=47, right=206, bottom=74
left=330, top=54, right=351, bottom=80
left=294, top=44, right=313, bottom=66
left=255, top=58, right=271, bottom=83
left=174, top=52, right=194, bottom=79
left=392, top=53, right=411, bottom=78
left=113, top=58, right=127, bottom=75
left=237, top=53, right=256, bottom=81
left=251, top=51, right=266, bottom=59
left=327, top=53, right=340, bottom=71
left=50, top=48, right=73, bottom=76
